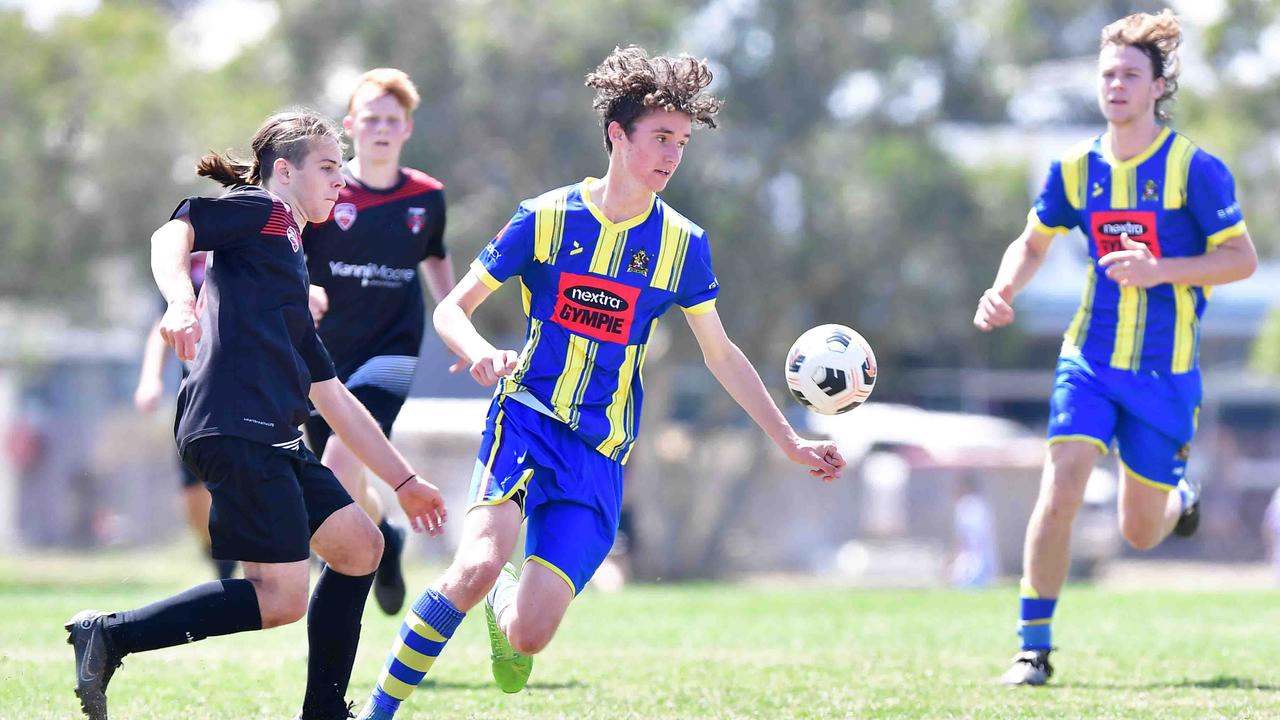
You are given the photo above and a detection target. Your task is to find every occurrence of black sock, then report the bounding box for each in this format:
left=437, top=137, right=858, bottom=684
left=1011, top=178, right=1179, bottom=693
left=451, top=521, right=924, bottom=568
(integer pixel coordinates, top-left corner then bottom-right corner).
left=215, top=559, right=238, bottom=580
left=376, top=518, right=399, bottom=572
left=301, top=566, right=376, bottom=717
left=105, top=579, right=262, bottom=655
left=202, top=543, right=237, bottom=580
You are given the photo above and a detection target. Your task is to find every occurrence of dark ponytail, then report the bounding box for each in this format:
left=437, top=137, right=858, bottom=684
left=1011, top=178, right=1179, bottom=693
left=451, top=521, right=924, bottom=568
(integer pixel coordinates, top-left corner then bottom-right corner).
left=196, top=151, right=254, bottom=187
left=194, top=108, right=344, bottom=188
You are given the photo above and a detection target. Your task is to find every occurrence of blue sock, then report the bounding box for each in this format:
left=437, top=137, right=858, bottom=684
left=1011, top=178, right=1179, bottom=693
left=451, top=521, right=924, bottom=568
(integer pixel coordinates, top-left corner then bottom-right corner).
left=1019, top=578, right=1056, bottom=651
left=366, top=588, right=464, bottom=716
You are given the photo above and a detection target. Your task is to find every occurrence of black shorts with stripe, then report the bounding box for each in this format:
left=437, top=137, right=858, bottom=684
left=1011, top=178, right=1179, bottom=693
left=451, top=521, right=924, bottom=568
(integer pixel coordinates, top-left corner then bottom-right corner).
left=182, top=435, right=354, bottom=563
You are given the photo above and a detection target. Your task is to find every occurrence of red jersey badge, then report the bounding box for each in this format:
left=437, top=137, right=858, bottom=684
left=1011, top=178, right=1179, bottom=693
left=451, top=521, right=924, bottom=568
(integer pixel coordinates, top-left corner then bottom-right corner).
left=406, top=207, right=426, bottom=235
left=333, top=203, right=357, bottom=231
left=553, top=273, right=640, bottom=344
left=1091, top=210, right=1161, bottom=258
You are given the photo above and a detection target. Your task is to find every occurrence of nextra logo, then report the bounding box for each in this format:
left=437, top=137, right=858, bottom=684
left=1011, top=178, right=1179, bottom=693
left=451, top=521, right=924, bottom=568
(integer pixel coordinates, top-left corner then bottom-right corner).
left=566, top=285, right=629, bottom=311
left=553, top=272, right=641, bottom=344
left=1099, top=221, right=1147, bottom=236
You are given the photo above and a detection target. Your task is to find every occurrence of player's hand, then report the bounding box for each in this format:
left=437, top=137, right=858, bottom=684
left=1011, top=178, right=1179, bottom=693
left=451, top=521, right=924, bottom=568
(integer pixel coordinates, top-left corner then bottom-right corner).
left=783, top=438, right=844, bottom=483
left=134, top=377, right=163, bottom=413
left=1099, top=232, right=1162, bottom=288
left=973, top=285, right=1015, bottom=331
left=449, top=349, right=519, bottom=386
left=308, top=285, right=329, bottom=326
left=395, top=475, right=448, bottom=536
left=160, top=300, right=201, bottom=362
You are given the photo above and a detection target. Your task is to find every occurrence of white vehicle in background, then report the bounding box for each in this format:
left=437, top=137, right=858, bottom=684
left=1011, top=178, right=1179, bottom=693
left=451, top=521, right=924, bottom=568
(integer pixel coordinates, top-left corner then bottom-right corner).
left=807, top=403, right=1120, bottom=582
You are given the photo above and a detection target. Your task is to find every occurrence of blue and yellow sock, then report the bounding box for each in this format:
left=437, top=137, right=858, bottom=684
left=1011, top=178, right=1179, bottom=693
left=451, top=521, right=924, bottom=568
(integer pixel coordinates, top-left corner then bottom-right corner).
left=1018, top=578, right=1056, bottom=651
left=366, top=588, right=465, bottom=717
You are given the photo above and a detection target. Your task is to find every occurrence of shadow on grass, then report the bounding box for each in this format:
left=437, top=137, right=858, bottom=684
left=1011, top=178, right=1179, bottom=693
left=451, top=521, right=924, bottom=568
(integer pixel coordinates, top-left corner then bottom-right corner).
left=1059, top=675, right=1280, bottom=692
left=422, top=679, right=586, bottom=691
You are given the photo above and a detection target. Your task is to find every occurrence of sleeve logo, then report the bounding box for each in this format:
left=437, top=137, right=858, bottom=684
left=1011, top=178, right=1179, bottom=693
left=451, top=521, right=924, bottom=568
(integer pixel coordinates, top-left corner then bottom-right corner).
left=1090, top=210, right=1160, bottom=257
left=553, top=272, right=640, bottom=344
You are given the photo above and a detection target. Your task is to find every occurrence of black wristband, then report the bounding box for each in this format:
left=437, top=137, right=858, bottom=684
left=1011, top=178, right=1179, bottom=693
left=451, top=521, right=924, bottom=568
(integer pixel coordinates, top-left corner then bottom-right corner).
left=394, top=474, right=416, bottom=492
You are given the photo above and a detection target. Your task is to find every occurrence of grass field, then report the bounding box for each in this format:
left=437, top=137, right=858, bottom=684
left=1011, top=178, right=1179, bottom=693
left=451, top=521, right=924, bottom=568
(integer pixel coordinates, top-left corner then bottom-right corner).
left=3, top=547, right=1280, bottom=719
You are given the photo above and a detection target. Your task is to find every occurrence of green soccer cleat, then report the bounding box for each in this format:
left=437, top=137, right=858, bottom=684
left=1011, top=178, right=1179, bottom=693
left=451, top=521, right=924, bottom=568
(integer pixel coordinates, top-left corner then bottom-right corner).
left=485, top=562, right=533, bottom=694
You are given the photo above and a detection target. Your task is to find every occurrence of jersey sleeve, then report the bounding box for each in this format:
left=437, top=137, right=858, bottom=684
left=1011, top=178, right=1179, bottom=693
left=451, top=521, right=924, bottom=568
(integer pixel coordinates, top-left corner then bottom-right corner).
left=422, top=190, right=447, bottom=260
left=1187, top=150, right=1248, bottom=250
left=301, top=324, right=337, bottom=384
left=471, top=201, right=535, bottom=290
left=173, top=191, right=273, bottom=252
left=676, top=231, right=719, bottom=315
left=1029, top=161, right=1077, bottom=234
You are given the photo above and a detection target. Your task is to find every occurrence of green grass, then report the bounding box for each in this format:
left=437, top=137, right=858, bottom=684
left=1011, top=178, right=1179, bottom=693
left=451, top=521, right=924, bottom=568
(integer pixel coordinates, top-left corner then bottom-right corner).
left=3, top=547, right=1280, bottom=719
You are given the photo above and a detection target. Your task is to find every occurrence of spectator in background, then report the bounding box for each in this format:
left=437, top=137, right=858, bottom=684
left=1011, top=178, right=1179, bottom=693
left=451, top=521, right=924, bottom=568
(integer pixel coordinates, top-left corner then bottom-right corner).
left=948, top=475, right=998, bottom=589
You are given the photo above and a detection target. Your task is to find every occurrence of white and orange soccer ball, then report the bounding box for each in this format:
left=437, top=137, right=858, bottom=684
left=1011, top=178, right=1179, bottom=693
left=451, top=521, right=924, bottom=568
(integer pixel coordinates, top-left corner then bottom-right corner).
left=784, top=324, right=877, bottom=415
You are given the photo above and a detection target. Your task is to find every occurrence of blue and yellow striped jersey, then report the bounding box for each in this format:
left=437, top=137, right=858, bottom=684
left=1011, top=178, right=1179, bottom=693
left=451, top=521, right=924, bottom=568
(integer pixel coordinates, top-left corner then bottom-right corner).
left=472, top=178, right=719, bottom=463
left=1032, top=127, right=1247, bottom=374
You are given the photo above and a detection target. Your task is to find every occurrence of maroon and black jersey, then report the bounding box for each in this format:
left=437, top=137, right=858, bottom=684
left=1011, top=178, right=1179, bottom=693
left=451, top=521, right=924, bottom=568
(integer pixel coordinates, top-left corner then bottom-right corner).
left=303, top=167, right=446, bottom=383
left=172, top=185, right=336, bottom=452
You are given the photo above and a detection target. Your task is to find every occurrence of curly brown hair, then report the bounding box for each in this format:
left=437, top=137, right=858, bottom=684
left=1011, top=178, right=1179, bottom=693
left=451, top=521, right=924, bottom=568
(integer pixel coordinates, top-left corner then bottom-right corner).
left=585, top=46, right=723, bottom=154
left=1100, top=9, right=1182, bottom=122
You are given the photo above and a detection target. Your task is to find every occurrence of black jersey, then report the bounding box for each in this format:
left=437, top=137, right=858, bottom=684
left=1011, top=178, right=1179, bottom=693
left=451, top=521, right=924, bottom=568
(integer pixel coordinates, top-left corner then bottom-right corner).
left=172, top=185, right=336, bottom=452
left=303, top=167, right=446, bottom=381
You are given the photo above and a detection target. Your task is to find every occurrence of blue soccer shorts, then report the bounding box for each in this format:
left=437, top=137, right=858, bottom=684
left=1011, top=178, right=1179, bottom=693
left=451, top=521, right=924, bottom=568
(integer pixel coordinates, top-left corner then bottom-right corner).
left=1046, top=353, right=1201, bottom=490
left=468, top=395, right=624, bottom=594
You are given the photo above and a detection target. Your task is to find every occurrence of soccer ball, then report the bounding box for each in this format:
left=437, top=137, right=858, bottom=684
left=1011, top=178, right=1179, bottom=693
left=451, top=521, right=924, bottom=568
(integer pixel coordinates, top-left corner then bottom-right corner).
left=784, top=324, right=877, bottom=415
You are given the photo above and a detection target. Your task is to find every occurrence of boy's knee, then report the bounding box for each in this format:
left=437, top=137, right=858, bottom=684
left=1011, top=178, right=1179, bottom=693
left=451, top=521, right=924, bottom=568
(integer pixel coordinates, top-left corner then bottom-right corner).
left=255, top=583, right=309, bottom=628
left=1118, top=513, right=1162, bottom=550
left=507, top=620, right=554, bottom=656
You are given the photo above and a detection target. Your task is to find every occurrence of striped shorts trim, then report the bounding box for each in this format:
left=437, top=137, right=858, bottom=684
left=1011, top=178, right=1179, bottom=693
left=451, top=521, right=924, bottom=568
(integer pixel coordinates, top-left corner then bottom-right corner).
left=346, top=355, right=418, bottom=397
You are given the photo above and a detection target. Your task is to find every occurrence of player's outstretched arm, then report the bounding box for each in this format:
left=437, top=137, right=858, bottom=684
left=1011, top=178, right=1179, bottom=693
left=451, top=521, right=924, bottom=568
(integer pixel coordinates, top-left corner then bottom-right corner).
left=974, top=219, right=1057, bottom=332
left=433, top=270, right=517, bottom=386
left=134, top=320, right=169, bottom=413
left=310, top=377, right=447, bottom=535
left=685, top=308, right=844, bottom=482
left=151, top=218, right=200, bottom=361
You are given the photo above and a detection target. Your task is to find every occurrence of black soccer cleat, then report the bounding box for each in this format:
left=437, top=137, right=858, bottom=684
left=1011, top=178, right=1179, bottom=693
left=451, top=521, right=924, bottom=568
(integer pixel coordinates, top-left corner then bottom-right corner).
left=373, top=522, right=407, bottom=615
left=65, top=610, right=124, bottom=719
left=999, top=648, right=1054, bottom=686
left=296, top=699, right=356, bottom=720
left=1173, top=477, right=1201, bottom=538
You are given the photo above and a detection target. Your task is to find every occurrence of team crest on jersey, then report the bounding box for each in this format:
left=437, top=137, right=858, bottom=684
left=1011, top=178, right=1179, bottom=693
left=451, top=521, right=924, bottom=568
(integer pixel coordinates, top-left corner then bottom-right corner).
left=627, top=248, right=650, bottom=276
left=406, top=207, right=426, bottom=235
left=1175, top=443, right=1191, bottom=462
left=287, top=226, right=301, bottom=252
left=1142, top=180, right=1159, bottom=202
left=333, top=203, right=357, bottom=231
